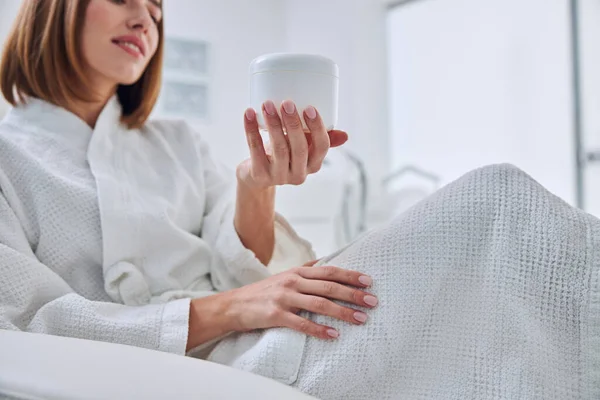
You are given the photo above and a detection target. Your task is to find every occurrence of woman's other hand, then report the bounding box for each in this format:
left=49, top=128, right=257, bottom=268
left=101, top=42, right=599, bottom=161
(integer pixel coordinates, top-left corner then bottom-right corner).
left=237, top=100, right=349, bottom=189
left=222, top=265, right=377, bottom=339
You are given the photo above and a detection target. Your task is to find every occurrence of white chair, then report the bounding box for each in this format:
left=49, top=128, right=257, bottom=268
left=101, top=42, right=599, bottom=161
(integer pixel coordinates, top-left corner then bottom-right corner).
left=0, top=330, right=317, bottom=400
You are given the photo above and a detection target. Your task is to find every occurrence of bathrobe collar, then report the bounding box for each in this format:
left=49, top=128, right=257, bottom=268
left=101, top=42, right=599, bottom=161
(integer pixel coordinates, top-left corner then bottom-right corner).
left=3, top=96, right=124, bottom=149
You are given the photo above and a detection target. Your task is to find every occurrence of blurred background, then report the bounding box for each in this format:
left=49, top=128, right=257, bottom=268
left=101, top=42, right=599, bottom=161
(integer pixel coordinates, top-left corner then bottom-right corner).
left=1, top=0, right=599, bottom=257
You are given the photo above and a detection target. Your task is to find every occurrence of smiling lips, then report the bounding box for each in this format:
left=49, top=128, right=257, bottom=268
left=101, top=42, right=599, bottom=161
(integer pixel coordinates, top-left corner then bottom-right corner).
left=112, top=36, right=145, bottom=59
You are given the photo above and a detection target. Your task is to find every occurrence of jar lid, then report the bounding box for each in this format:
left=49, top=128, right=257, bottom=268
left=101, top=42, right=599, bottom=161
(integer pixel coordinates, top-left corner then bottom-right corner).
left=249, top=53, right=339, bottom=77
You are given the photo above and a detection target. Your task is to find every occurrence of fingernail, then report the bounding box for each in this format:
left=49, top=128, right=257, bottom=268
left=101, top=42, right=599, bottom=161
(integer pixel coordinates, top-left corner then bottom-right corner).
left=305, top=106, right=317, bottom=120
left=245, top=108, right=256, bottom=121
left=264, top=101, right=277, bottom=116
left=358, top=275, right=372, bottom=287
left=327, top=329, right=339, bottom=338
left=282, top=100, right=296, bottom=115
left=364, top=295, right=378, bottom=307
left=354, top=312, right=368, bottom=323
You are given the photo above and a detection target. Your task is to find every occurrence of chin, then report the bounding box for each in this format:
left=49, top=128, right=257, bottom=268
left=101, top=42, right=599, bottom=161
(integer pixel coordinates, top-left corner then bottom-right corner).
left=119, top=74, right=145, bottom=86
left=111, top=66, right=147, bottom=86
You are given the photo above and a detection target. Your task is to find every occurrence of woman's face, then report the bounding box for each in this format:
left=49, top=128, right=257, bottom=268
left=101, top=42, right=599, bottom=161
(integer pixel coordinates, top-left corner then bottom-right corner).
left=81, top=0, right=162, bottom=93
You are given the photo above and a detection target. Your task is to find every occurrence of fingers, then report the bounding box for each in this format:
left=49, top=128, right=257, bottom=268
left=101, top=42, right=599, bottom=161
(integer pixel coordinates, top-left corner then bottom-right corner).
left=296, top=275, right=378, bottom=309
left=257, top=101, right=344, bottom=185
left=302, top=259, right=321, bottom=267
left=291, top=293, right=368, bottom=325
left=282, top=312, right=340, bottom=340
left=296, top=265, right=373, bottom=289
left=328, top=130, right=349, bottom=148
left=303, top=129, right=347, bottom=150
left=262, top=101, right=288, bottom=184
left=244, top=108, right=270, bottom=179
left=281, top=100, right=308, bottom=185
left=303, top=106, right=330, bottom=174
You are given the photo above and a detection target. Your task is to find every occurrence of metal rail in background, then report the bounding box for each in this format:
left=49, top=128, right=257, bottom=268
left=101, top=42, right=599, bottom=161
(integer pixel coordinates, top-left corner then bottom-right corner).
left=386, top=0, right=431, bottom=10
left=570, top=0, right=585, bottom=209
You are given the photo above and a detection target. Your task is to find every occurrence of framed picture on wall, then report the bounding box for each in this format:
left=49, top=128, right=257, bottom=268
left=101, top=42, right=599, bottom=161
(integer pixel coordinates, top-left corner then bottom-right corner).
left=156, top=37, right=211, bottom=121
left=161, top=81, right=208, bottom=119
left=164, top=37, right=209, bottom=76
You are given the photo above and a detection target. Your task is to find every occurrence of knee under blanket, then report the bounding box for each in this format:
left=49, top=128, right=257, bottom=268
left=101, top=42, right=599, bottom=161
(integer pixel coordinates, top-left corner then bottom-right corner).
left=208, top=164, right=600, bottom=400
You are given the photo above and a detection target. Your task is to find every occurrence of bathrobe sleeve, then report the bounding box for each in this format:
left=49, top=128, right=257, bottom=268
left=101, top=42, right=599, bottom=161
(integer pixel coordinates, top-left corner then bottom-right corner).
left=0, top=190, right=191, bottom=355
left=192, top=127, right=316, bottom=292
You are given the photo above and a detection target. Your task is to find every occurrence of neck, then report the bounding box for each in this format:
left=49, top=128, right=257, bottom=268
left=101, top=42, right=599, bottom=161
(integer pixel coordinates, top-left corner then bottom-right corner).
left=69, top=84, right=117, bottom=129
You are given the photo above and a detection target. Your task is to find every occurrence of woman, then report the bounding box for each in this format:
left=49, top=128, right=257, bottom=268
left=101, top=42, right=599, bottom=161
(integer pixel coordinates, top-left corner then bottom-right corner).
left=1, top=1, right=598, bottom=399
left=0, top=0, right=376, bottom=352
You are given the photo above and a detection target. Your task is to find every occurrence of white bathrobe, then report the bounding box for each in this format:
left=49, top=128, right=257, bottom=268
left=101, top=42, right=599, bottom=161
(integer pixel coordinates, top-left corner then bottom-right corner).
left=0, top=96, right=314, bottom=356
left=2, top=97, right=599, bottom=399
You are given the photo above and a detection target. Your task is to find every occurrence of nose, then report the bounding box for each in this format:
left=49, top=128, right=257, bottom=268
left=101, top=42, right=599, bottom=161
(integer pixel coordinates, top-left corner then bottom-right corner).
left=126, top=2, right=153, bottom=32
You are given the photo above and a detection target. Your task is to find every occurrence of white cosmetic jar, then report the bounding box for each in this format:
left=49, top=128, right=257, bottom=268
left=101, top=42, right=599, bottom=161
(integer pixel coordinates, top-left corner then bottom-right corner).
left=249, top=53, right=339, bottom=131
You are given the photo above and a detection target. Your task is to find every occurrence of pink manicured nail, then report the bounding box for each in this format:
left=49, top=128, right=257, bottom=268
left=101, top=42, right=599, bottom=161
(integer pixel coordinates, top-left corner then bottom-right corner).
left=282, top=100, right=296, bottom=115
left=327, top=329, right=339, bottom=338
left=359, top=275, right=372, bottom=286
left=264, top=101, right=277, bottom=116
left=305, top=106, right=317, bottom=120
left=245, top=108, right=256, bottom=121
left=354, top=312, right=368, bottom=323
left=364, top=295, right=378, bottom=307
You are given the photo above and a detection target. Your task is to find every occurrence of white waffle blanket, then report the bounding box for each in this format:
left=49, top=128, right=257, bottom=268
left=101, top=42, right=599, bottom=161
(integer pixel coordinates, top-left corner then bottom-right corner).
left=208, top=164, right=600, bottom=400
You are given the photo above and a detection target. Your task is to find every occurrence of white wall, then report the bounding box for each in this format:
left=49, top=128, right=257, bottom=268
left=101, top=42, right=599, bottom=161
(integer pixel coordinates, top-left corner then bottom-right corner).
left=0, top=0, right=20, bottom=118
left=276, top=0, right=391, bottom=254
left=579, top=0, right=600, bottom=217
left=163, top=0, right=286, bottom=169
left=387, top=0, right=576, bottom=206
left=283, top=0, right=390, bottom=201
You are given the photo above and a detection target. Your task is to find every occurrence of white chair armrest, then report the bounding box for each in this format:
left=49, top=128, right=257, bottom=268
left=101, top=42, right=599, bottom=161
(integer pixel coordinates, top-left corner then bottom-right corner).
left=0, top=330, right=316, bottom=400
